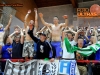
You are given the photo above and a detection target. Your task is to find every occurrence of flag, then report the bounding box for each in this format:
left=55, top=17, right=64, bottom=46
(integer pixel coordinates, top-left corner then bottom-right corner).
left=64, top=38, right=100, bottom=56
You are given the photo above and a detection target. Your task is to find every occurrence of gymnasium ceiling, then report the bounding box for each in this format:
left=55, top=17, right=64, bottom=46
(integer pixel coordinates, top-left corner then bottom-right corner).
left=0, top=0, right=95, bottom=22
left=0, top=0, right=78, bottom=22
left=34, top=0, right=74, bottom=8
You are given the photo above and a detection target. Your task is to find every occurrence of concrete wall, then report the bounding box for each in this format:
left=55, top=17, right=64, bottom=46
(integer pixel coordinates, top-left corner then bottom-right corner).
left=38, top=4, right=74, bottom=29
left=4, top=2, right=100, bottom=33
left=1, top=6, right=16, bottom=26
left=10, top=16, right=24, bottom=33
left=78, top=18, right=100, bottom=27
left=1, top=6, right=24, bottom=33
left=78, top=1, right=100, bottom=27
left=11, top=4, right=74, bottom=33
left=37, top=1, right=100, bottom=29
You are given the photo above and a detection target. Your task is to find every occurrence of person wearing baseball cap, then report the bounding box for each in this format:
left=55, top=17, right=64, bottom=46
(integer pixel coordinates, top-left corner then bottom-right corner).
left=28, top=27, right=56, bottom=62
left=39, top=32, right=47, bottom=37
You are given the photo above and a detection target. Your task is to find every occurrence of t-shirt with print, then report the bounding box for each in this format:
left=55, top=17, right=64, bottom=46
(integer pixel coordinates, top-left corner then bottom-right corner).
left=1, top=44, right=12, bottom=59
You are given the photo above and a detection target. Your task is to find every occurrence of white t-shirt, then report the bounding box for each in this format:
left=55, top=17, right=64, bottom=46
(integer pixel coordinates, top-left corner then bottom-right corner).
left=62, top=40, right=77, bottom=59
left=62, top=40, right=80, bottom=75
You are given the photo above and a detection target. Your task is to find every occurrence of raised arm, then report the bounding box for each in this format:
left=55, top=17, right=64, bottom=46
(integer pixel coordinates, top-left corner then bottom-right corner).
left=40, top=26, right=47, bottom=32
left=94, top=26, right=98, bottom=36
left=39, top=13, right=51, bottom=27
left=63, top=28, right=76, bottom=34
left=84, top=35, right=89, bottom=42
left=87, top=21, right=90, bottom=30
left=47, top=27, right=52, bottom=33
left=34, top=8, right=38, bottom=28
left=85, top=21, right=90, bottom=37
left=28, top=26, right=39, bottom=43
left=60, top=15, right=68, bottom=28
left=17, top=25, right=21, bottom=29
left=8, top=31, right=18, bottom=44
left=24, top=10, right=31, bottom=28
left=36, top=26, right=47, bottom=35
left=4, top=14, right=12, bottom=31
left=33, top=8, right=38, bottom=35
left=62, top=31, right=66, bottom=41
left=20, top=29, right=24, bottom=44
left=74, top=29, right=81, bottom=42
left=85, top=28, right=89, bottom=37
left=92, top=28, right=98, bottom=43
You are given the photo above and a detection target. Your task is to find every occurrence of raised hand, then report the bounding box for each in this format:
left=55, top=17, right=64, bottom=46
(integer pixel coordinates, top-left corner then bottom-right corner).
left=34, top=8, right=37, bottom=12
left=39, top=13, right=43, bottom=18
left=23, top=29, right=25, bottom=32
left=63, top=15, right=68, bottom=19
left=10, top=14, right=12, bottom=18
left=27, top=10, right=31, bottom=14
left=88, top=21, right=90, bottom=25
left=77, top=29, right=82, bottom=33
left=94, top=26, right=98, bottom=30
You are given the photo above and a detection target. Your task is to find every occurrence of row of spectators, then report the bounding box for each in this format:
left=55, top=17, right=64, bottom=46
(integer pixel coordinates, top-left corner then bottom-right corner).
left=0, top=9, right=100, bottom=75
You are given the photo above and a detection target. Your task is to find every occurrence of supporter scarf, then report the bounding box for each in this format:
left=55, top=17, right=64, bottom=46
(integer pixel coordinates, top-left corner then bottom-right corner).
left=64, top=38, right=100, bottom=57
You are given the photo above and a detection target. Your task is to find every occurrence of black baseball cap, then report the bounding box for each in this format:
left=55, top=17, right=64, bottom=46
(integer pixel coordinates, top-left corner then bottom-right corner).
left=39, top=33, right=46, bottom=37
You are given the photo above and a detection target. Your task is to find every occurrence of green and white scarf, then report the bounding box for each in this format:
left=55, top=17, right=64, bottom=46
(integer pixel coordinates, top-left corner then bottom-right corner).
left=64, top=38, right=100, bottom=56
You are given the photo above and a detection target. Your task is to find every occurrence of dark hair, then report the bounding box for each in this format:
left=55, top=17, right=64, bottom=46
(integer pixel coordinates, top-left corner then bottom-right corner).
left=39, top=33, right=46, bottom=37
left=14, top=34, right=21, bottom=40
left=14, top=26, right=19, bottom=29
left=67, top=31, right=75, bottom=36
left=54, top=16, right=58, bottom=19
left=78, top=36, right=84, bottom=40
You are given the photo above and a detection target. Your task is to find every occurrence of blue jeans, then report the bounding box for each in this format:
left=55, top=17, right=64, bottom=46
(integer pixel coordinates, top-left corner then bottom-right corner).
left=87, top=63, right=93, bottom=75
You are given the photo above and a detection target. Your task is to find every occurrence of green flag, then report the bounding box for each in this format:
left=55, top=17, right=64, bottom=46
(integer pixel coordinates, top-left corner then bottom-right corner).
left=64, top=38, right=100, bottom=56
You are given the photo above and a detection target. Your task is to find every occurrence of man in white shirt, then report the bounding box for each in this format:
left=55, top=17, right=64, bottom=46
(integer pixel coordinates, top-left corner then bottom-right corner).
left=62, top=30, right=79, bottom=58
left=62, top=29, right=81, bottom=75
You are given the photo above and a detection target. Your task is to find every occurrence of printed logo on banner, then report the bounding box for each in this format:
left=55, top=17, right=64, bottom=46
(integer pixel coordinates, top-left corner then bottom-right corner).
left=59, top=60, right=76, bottom=75
left=37, top=60, right=59, bottom=75
left=70, top=61, right=76, bottom=75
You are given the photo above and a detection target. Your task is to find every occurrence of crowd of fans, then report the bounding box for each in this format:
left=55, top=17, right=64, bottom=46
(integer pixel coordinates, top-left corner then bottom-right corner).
left=0, top=8, right=100, bottom=75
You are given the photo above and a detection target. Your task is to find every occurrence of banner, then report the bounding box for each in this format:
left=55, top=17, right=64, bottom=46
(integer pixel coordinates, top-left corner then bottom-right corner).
left=4, top=59, right=78, bottom=75
left=59, top=60, right=76, bottom=75
left=4, top=60, right=37, bottom=75
left=37, top=60, right=59, bottom=75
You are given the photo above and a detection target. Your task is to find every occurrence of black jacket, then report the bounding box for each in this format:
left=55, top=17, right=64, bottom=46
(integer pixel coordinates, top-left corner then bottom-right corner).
left=28, top=29, right=56, bottom=59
